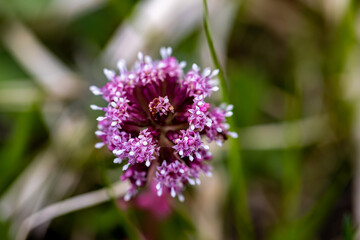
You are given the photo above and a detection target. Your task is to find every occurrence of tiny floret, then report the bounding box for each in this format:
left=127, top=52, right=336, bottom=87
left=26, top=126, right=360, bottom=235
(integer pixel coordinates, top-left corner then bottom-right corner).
left=91, top=47, right=236, bottom=201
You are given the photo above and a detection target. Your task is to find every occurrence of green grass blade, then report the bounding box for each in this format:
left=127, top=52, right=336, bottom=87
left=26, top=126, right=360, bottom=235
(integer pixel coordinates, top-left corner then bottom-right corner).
left=202, top=0, right=254, bottom=238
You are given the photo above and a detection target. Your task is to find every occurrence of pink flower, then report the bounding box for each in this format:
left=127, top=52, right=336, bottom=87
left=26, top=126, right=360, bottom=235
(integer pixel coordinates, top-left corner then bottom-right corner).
left=91, top=47, right=236, bottom=201
left=134, top=182, right=172, bottom=220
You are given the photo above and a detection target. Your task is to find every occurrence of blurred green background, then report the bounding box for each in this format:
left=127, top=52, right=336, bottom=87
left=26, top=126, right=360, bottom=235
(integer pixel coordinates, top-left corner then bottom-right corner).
left=0, top=0, right=360, bottom=239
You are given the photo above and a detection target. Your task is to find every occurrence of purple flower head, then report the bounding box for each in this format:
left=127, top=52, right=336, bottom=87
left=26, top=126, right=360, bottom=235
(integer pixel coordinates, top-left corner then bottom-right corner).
left=91, top=47, right=236, bottom=201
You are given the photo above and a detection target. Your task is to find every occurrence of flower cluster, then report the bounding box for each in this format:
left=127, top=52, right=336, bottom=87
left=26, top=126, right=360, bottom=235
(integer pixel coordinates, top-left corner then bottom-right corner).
left=91, top=47, right=236, bottom=201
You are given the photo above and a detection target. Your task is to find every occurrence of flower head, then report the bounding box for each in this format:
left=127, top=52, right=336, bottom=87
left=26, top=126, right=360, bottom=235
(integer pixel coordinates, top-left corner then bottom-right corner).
left=91, top=47, right=236, bottom=201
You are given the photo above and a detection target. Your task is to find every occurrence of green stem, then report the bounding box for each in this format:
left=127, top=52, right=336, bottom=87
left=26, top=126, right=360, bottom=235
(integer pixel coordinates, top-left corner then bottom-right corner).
left=202, top=0, right=254, bottom=238
left=202, top=0, right=229, bottom=102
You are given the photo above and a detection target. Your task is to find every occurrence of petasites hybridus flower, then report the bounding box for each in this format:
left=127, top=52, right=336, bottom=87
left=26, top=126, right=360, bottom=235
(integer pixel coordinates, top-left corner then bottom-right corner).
left=91, top=47, right=236, bottom=201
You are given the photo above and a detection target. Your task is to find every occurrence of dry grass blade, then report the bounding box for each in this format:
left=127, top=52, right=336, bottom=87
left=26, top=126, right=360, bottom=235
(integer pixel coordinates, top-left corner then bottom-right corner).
left=47, top=0, right=106, bottom=20
left=102, top=0, right=227, bottom=66
left=1, top=21, right=84, bottom=99
left=240, top=115, right=330, bottom=150
left=16, top=181, right=130, bottom=240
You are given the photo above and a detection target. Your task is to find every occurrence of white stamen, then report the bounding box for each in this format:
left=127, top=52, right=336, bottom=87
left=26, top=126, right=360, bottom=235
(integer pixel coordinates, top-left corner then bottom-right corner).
left=179, top=150, right=183, bottom=156
left=145, top=55, right=152, bottom=64
left=96, top=116, right=106, bottom=121
left=196, top=178, right=201, bottom=185
left=90, top=105, right=102, bottom=110
left=189, top=155, right=194, bottom=161
left=217, top=127, right=223, bottom=133
left=156, top=182, right=161, bottom=190
left=137, top=51, right=143, bottom=61
left=111, top=121, right=117, bottom=127
left=179, top=61, right=186, bottom=68
left=117, top=59, right=127, bottom=73
left=192, top=63, right=199, bottom=71
left=117, top=149, right=125, bottom=155
left=158, top=62, right=166, bottom=68
left=113, top=149, right=124, bottom=156
left=95, top=142, right=104, bottom=149
left=136, top=179, right=141, bottom=186
left=124, top=193, right=131, bottom=201
left=122, top=163, right=130, bottom=171
left=188, top=178, right=195, bottom=185
left=167, top=47, right=172, bottom=56
left=113, top=158, right=122, bottom=164
left=110, top=102, right=117, bottom=108
left=225, top=111, right=233, bottom=117
left=210, top=69, right=219, bottom=77
left=202, top=67, right=211, bottom=77
left=226, top=105, right=234, bottom=111
left=206, top=120, right=212, bottom=127
left=129, top=151, right=135, bottom=156
left=228, top=131, right=239, bottom=138
left=143, top=141, right=148, bottom=146
left=209, top=79, right=219, bottom=86
left=103, top=68, right=115, bottom=80
left=211, top=86, right=219, bottom=92
left=95, top=130, right=105, bottom=136
left=145, top=160, right=150, bottom=167
left=160, top=47, right=167, bottom=59
left=171, top=188, right=176, bottom=198
left=89, top=86, right=102, bottom=95
left=178, top=194, right=185, bottom=202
